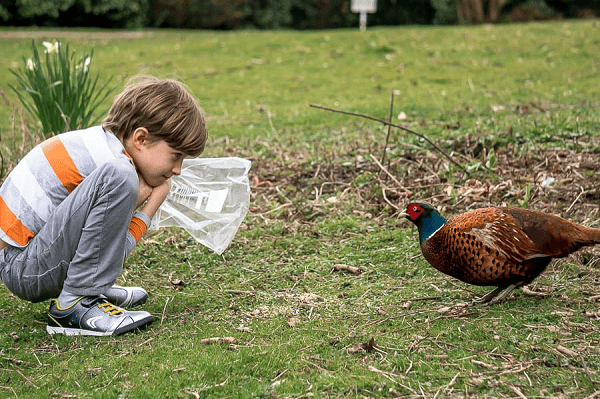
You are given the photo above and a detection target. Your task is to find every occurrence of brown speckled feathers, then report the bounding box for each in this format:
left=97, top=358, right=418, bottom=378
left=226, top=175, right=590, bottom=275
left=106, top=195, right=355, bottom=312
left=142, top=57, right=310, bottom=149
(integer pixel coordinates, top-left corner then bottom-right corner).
left=403, top=203, right=600, bottom=303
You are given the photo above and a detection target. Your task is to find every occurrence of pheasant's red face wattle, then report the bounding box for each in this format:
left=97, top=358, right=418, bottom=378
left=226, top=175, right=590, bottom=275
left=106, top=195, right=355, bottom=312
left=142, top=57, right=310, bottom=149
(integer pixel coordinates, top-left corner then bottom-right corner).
left=406, top=203, right=424, bottom=221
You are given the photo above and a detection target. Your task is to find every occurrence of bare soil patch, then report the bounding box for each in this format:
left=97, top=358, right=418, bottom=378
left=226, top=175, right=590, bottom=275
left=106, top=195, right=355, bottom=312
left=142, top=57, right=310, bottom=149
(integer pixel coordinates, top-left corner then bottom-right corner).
left=247, top=136, right=600, bottom=226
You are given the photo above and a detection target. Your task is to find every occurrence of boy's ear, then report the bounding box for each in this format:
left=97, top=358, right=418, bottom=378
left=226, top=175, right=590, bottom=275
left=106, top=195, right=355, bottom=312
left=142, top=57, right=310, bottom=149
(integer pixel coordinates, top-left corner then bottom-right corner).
left=131, top=127, right=149, bottom=148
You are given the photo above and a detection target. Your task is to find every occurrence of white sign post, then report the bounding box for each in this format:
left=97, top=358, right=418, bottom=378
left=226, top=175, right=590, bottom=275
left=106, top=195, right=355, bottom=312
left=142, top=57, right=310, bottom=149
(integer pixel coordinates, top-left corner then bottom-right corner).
left=351, top=0, right=377, bottom=31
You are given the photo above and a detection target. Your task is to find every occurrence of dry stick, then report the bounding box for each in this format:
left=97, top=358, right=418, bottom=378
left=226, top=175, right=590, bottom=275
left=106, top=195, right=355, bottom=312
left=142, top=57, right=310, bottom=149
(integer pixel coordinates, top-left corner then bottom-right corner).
left=370, top=154, right=402, bottom=187
left=381, top=90, right=397, bottom=166
left=584, top=391, right=600, bottom=399
left=566, top=186, right=586, bottom=214
left=382, top=188, right=400, bottom=210
left=579, top=354, right=600, bottom=385
left=15, top=368, right=38, bottom=389
left=181, top=389, right=200, bottom=399
left=509, top=385, right=528, bottom=399
left=310, top=103, right=465, bottom=171
left=161, top=296, right=172, bottom=325
left=332, top=264, right=362, bottom=275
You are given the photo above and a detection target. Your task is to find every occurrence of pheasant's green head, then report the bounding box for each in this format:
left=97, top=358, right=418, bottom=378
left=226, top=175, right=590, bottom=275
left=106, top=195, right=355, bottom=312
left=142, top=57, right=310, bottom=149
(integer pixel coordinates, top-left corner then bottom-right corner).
left=401, top=202, right=447, bottom=244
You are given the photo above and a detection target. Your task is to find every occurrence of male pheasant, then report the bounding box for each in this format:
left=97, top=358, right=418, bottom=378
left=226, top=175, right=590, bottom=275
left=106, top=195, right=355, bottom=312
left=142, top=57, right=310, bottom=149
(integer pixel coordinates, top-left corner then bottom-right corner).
left=401, top=202, right=600, bottom=303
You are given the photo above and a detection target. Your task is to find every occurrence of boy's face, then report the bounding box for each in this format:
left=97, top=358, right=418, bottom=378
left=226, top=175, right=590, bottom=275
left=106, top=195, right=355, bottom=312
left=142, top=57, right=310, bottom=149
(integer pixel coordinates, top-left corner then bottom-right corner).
left=135, top=139, right=186, bottom=187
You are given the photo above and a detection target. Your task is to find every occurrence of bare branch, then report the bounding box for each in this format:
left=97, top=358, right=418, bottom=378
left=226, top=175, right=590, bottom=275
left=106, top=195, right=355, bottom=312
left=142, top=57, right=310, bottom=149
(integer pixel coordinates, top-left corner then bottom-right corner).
left=309, top=103, right=465, bottom=171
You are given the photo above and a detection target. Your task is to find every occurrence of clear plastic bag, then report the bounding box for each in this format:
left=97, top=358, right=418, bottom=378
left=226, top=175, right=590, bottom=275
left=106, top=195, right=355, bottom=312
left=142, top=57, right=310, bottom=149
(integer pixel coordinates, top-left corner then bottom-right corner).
left=150, top=157, right=251, bottom=254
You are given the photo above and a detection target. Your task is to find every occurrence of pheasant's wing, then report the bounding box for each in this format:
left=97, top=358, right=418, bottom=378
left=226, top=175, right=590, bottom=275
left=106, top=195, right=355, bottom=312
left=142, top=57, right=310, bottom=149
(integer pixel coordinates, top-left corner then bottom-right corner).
left=448, top=207, right=546, bottom=263
left=422, top=208, right=547, bottom=286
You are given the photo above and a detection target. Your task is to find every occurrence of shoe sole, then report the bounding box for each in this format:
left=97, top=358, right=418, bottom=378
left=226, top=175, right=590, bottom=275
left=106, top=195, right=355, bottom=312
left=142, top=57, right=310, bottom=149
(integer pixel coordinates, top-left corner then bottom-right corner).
left=46, top=326, right=114, bottom=336
left=46, top=317, right=153, bottom=336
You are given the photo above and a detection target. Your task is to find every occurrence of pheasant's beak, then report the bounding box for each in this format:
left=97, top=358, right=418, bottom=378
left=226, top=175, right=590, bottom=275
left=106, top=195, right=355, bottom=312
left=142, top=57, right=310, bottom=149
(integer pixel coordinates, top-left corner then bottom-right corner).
left=399, top=210, right=409, bottom=219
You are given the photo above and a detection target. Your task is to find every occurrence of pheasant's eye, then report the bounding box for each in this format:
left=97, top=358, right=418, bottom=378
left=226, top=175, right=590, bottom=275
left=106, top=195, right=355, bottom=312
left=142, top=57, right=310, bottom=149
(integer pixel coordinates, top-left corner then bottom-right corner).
left=412, top=205, right=419, bottom=212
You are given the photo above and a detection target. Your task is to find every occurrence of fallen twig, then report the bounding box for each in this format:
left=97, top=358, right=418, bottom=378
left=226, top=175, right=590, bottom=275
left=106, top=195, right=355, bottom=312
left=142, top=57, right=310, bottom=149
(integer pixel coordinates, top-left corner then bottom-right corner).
left=181, top=379, right=228, bottom=398
left=382, top=188, right=400, bottom=210
left=588, top=294, right=600, bottom=302
left=15, top=369, right=38, bottom=389
left=368, top=365, right=401, bottom=383
left=381, top=90, right=398, bottom=166
left=332, top=264, right=362, bottom=275
left=369, top=153, right=403, bottom=187
left=200, top=337, right=236, bottom=345
left=509, top=385, right=528, bottom=399
left=301, top=359, right=333, bottom=374
left=406, top=296, right=442, bottom=302
left=181, top=389, right=200, bottom=399
left=579, top=354, right=600, bottom=385
left=310, top=103, right=465, bottom=171
left=556, top=344, right=578, bottom=357
left=566, top=186, right=586, bottom=214
left=444, top=372, right=460, bottom=391
left=584, top=390, right=600, bottom=399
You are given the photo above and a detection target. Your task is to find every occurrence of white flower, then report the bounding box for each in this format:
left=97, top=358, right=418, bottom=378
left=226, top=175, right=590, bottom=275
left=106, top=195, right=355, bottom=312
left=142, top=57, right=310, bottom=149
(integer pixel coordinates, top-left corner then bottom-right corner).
left=27, top=58, right=35, bottom=71
left=77, top=57, right=92, bottom=72
left=42, top=41, right=59, bottom=54
left=83, top=57, right=91, bottom=71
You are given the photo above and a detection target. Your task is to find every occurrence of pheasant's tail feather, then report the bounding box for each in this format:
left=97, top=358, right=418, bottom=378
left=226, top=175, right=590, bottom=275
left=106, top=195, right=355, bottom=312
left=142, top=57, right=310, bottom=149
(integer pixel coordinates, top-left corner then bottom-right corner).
left=575, top=226, right=600, bottom=250
left=587, top=227, right=600, bottom=244
left=504, top=207, right=600, bottom=258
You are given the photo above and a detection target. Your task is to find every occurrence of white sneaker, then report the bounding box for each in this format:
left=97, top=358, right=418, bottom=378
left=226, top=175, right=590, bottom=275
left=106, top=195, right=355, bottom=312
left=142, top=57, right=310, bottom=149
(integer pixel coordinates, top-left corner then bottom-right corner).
left=46, top=296, right=153, bottom=336
left=104, top=285, right=148, bottom=308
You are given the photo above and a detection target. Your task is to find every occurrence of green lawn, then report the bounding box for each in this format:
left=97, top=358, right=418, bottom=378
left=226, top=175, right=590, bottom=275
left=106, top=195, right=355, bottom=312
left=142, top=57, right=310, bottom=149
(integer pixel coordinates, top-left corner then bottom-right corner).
left=1, top=21, right=600, bottom=398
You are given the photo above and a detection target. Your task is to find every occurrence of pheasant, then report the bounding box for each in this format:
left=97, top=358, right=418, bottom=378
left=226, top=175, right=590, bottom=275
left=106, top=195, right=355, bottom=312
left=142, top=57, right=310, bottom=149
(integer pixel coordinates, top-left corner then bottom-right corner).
left=401, top=202, right=600, bottom=303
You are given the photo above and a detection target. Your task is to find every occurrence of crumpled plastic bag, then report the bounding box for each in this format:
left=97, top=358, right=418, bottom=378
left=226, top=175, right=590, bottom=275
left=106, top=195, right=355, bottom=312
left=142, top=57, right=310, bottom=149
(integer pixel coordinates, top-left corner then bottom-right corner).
left=150, top=157, right=251, bottom=254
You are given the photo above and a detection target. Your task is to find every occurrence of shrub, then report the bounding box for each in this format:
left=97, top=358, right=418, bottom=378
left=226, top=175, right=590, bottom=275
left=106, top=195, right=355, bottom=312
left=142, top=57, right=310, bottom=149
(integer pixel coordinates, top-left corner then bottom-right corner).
left=9, top=41, right=117, bottom=136
left=6, top=0, right=148, bottom=27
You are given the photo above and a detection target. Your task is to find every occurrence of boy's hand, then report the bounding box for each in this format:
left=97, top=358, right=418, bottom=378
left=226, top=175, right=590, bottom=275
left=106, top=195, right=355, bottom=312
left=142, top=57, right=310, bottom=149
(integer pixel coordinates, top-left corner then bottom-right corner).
left=136, top=172, right=154, bottom=208
left=137, top=174, right=172, bottom=220
left=150, top=178, right=172, bottom=204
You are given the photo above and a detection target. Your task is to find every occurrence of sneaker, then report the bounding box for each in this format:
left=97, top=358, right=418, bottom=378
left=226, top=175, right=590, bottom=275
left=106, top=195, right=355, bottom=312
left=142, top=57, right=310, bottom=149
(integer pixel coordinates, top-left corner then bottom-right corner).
left=104, top=285, right=148, bottom=308
left=46, top=296, right=153, bottom=336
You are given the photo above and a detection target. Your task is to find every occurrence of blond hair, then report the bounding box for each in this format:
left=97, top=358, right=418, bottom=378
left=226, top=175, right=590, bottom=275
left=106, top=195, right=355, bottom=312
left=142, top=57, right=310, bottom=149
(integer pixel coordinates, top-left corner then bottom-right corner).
left=103, top=75, right=207, bottom=157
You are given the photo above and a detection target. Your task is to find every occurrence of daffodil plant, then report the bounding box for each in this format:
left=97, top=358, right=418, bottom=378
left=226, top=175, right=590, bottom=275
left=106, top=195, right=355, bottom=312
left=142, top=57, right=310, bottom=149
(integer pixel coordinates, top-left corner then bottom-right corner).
left=9, top=40, right=116, bottom=136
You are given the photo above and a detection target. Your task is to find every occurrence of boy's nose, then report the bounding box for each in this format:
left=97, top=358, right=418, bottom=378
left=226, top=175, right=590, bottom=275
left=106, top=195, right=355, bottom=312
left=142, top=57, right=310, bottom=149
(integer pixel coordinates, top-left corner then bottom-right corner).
left=172, top=160, right=183, bottom=175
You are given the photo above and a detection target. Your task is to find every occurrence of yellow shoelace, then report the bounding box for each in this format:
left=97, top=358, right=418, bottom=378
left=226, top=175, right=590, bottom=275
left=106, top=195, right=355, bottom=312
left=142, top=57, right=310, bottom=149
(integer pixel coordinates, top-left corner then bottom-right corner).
left=98, top=302, right=124, bottom=316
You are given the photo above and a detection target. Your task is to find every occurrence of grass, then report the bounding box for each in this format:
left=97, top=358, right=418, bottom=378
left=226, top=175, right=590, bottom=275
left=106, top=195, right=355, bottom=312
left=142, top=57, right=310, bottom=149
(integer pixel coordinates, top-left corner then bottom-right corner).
left=1, top=21, right=600, bottom=398
left=1, top=22, right=599, bottom=147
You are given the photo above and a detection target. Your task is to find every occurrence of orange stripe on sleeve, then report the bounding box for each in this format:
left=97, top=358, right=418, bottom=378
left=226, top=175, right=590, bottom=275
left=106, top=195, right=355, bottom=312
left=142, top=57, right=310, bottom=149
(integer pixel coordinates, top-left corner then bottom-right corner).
left=40, top=136, right=83, bottom=193
left=0, top=197, right=35, bottom=246
left=128, top=216, right=147, bottom=243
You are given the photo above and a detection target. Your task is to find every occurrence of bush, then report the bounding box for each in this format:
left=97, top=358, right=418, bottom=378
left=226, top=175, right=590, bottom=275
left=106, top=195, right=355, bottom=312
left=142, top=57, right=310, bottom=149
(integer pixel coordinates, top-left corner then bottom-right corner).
left=250, top=0, right=294, bottom=29
left=431, top=0, right=459, bottom=24
left=147, top=0, right=249, bottom=29
left=9, top=41, right=117, bottom=136
left=1, top=0, right=598, bottom=27
left=5, top=0, right=148, bottom=28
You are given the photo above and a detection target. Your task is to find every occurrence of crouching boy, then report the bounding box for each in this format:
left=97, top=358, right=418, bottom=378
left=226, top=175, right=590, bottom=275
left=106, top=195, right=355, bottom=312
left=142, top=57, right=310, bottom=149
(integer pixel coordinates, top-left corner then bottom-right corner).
left=0, top=75, right=207, bottom=336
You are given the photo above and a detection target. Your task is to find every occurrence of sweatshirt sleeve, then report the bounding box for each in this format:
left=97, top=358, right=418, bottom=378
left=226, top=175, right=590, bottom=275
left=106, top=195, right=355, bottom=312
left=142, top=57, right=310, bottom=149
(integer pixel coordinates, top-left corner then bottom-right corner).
left=125, top=211, right=151, bottom=256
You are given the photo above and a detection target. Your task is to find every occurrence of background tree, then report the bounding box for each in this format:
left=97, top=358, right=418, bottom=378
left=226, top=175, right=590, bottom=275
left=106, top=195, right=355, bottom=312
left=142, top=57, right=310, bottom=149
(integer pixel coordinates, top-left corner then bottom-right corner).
left=457, top=0, right=508, bottom=23
left=0, top=0, right=598, bottom=28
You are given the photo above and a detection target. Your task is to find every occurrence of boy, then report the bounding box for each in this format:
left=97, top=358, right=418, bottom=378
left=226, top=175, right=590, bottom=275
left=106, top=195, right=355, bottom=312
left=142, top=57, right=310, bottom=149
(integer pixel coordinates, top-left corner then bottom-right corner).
left=0, top=75, right=207, bottom=336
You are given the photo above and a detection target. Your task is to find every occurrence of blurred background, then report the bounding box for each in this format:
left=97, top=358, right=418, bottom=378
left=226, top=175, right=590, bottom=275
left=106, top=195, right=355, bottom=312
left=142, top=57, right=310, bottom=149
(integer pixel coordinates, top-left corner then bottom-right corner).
left=0, top=0, right=598, bottom=30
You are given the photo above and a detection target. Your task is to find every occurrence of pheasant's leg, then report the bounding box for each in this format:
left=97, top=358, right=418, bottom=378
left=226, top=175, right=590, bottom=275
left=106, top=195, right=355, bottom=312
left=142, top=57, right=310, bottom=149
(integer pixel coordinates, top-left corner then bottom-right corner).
left=521, top=285, right=547, bottom=299
left=473, top=286, right=506, bottom=303
left=473, top=284, right=520, bottom=303
left=492, top=284, right=519, bottom=302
